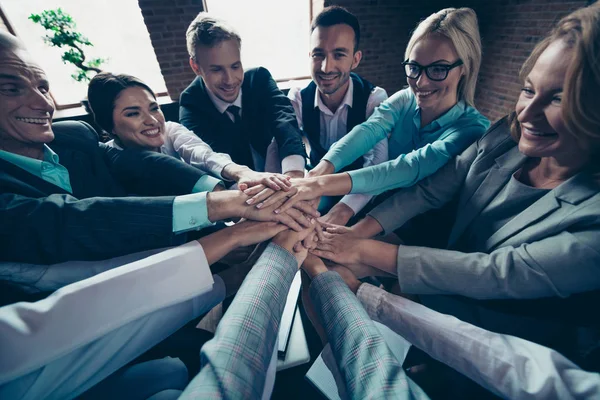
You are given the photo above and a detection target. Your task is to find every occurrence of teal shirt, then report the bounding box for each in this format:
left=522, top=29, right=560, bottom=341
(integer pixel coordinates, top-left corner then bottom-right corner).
left=0, top=146, right=73, bottom=193
left=323, top=88, right=490, bottom=196
left=0, top=145, right=214, bottom=233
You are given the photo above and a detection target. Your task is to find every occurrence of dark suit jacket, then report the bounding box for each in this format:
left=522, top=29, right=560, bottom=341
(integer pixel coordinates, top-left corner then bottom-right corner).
left=0, top=121, right=207, bottom=265
left=179, top=67, right=306, bottom=170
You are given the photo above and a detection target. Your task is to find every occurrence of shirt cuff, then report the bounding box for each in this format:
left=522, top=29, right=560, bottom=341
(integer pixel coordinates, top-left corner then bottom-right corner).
left=281, top=155, right=306, bottom=174
left=191, top=175, right=223, bottom=193
left=339, top=194, right=373, bottom=215
left=172, top=192, right=215, bottom=233
left=357, top=283, right=386, bottom=322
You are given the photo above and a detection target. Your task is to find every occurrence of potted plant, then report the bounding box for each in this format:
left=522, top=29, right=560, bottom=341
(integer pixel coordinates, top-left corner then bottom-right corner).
left=29, top=8, right=105, bottom=110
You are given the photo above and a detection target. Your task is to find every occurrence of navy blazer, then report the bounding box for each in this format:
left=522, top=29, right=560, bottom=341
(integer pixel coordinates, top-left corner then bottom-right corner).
left=0, top=121, right=206, bottom=264
left=179, top=67, right=306, bottom=169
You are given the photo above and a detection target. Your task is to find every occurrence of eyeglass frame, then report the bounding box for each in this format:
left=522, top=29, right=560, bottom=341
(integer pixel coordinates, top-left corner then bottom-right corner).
left=402, top=59, right=464, bottom=82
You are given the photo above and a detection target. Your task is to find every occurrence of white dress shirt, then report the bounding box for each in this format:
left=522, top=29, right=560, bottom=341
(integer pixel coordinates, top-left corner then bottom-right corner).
left=206, top=87, right=304, bottom=174
left=0, top=242, right=225, bottom=399
left=288, top=79, right=389, bottom=213
left=358, top=283, right=600, bottom=400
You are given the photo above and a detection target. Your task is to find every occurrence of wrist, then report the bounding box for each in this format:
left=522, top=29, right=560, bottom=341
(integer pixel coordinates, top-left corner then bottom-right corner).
left=207, top=190, right=245, bottom=222
left=312, top=160, right=335, bottom=176
left=331, top=202, right=355, bottom=219
left=285, top=170, right=304, bottom=179
left=355, top=239, right=370, bottom=265
left=222, top=163, right=249, bottom=181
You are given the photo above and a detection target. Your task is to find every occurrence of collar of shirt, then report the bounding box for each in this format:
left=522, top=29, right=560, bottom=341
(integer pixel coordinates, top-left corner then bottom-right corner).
left=0, top=145, right=72, bottom=193
left=314, top=78, right=354, bottom=116
left=412, top=99, right=467, bottom=132
left=206, top=85, right=243, bottom=115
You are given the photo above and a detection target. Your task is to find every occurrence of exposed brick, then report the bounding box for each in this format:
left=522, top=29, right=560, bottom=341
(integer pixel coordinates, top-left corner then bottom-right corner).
left=138, top=0, right=589, bottom=116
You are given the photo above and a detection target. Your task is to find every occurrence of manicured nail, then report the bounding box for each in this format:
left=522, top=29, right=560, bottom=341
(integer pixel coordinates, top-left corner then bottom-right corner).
left=310, top=218, right=315, bottom=224
left=256, top=203, right=263, bottom=209
left=274, top=209, right=280, bottom=214
left=244, top=189, right=252, bottom=194
left=246, top=199, right=254, bottom=205
left=315, top=211, right=320, bottom=217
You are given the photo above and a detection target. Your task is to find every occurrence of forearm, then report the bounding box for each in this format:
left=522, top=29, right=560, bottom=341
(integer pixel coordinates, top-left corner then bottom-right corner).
left=350, top=215, right=385, bottom=238
left=358, top=284, right=600, bottom=400
left=186, top=243, right=297, bottom=399
left=196, top=227, right=240, bottom=265
left=312, top=173, right=353, bottom=197
left=221, top=163, right=251, bottom=182
left=394, top=231, right=600, bottom=299
left=205, top=190, right=246, bottom=222
left=309, top=272, right=417, bottom=399
left=356, top=239, right=399, bottom=275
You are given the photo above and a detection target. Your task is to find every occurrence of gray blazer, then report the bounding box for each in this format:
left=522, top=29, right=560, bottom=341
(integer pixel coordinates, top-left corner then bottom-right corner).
left=369, top=117, right=600, bottom=300
left=368, top=117, right=600, bottom=366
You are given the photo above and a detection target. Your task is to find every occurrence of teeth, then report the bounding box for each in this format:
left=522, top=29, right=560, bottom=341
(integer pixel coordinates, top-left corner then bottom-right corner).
left=524, top=128, right=555, bottom=137
left=320, top=75, right=337, bottom=81
left=418, top=91, right=435, bottom=96
left=141, top=128, right=160, bottom=136
left=16, top=117, right=50, bottom=124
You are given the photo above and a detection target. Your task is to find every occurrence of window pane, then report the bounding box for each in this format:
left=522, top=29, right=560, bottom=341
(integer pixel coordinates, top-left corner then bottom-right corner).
left=205, top=0, right=310, bottom=80
left=2, top=0, right=167, bottom=106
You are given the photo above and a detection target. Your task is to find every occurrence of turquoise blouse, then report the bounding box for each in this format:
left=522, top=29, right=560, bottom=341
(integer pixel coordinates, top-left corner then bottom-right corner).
left=322, top=88, right=490, bottom=195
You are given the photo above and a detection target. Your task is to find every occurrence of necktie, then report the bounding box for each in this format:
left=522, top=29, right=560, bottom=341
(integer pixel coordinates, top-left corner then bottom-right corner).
left=226, top=105, right=242, bottom=125
left=225, top=105, right=253, bottom=168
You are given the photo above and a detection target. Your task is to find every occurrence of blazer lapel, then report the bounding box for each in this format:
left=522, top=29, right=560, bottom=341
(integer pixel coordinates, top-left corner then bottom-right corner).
left=485, top=172, right=599, bottom=250
left=196, top=78, right=237, bottom=127
left=448, top=147, right=527, bottom=246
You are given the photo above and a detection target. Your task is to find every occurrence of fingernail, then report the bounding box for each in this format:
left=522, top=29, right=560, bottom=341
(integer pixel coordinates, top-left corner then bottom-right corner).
left=244, top=189, right=252, bottom=194
left=310, top=218, right=315, bottom=224
left=246, top=199, right=254, bottom=205
left=256, top=203, right=263, bottom=209
left=274, top=209, right=280, bottom=214
left=316, top=212, right=320, bottom=217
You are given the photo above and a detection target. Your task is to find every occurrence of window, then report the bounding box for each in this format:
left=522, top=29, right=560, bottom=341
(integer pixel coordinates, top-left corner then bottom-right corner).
left=1, top=0, right=167, bottom=107
left=204, top=0, right=312, bottom=81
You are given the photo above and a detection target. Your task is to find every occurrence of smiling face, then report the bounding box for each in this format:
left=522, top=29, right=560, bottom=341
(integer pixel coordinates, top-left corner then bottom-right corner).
left=515, top=40, right=586, bottom=164
left=190, top=39, right=244, bottom=103
left=406, top=34, right=462, bottom=116
left=0, top=48, right=54, bottom=157
left=309, top=24, right=361, bottom=96
left=111, top=86, right=166, bottom=150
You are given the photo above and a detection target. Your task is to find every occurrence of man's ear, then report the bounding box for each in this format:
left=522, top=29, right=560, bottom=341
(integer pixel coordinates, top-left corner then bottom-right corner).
left=189, top=57, right=202, bottom=76
left=351, top=50, right=362, bottom=70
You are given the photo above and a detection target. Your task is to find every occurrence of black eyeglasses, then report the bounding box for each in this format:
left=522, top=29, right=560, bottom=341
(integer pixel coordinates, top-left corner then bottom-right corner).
left=402, top=60, right=463, bottom=81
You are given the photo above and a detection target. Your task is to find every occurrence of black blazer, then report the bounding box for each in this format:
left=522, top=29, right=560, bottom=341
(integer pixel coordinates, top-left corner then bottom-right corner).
left=179, top=67, right=306, bottom=170
left=0, top=121, right=206, bottom=264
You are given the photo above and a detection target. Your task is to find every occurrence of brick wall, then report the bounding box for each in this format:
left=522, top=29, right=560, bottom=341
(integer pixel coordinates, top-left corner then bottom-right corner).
left=138, top=0, right=590, bottom=121
left=138, top=0, right=206, bottom=100
left=326, top=0, right=588, bottom=122
left=473, top=0, right=588, bottom=122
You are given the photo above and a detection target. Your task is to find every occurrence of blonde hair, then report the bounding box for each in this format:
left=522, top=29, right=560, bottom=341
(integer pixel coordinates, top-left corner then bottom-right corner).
left=405, top=8, right=482, bottom=107
left=186, top=12, right=241, bottom=60
left=511, top=3, right=600, bottom=162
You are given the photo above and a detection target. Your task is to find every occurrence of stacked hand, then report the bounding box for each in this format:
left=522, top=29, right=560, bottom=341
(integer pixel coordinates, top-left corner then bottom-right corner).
left=309, top=226, right=364, bottom=266
left=243, top=177, right=322, bottom=215
left=237, top=170, right=292, bottom=192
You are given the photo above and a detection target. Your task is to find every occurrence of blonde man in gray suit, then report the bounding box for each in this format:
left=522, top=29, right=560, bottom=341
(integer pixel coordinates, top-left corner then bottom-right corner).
left=310, top=3, right=600, bottom=396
